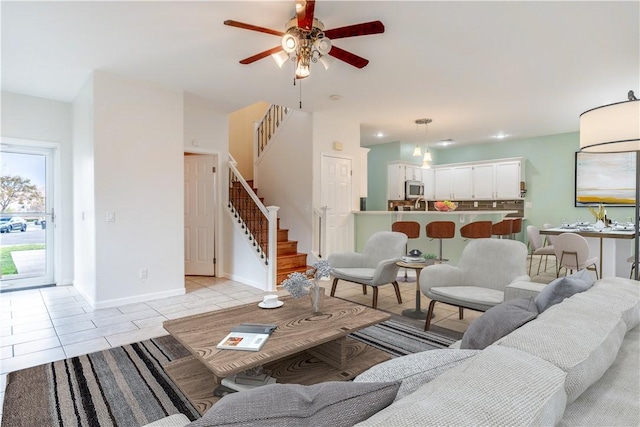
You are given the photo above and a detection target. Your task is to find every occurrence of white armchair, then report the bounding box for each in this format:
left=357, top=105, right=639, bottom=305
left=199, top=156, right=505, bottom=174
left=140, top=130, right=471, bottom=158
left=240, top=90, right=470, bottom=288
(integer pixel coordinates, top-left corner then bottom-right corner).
left=328, top=231, right=408, bottom=309
left=419, top=238, right=531, bottom=330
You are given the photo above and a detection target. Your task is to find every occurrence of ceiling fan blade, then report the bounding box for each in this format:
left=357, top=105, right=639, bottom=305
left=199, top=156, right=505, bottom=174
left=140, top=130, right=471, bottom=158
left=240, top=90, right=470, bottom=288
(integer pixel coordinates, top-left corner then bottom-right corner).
left=239, top=46, right=284, bottom=65
left=296, top=0, right=315, bottom=31
left=224, top=20, right=284, bottom=37
left=328, top=46, right=369, bottom=69
left=324, top=21, right=385, bottom=40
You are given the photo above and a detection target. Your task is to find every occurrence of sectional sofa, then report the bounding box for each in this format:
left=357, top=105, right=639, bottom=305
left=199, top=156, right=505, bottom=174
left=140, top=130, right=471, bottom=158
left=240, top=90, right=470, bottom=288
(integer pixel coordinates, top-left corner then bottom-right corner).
left=148, top=275, right=639, bottom=426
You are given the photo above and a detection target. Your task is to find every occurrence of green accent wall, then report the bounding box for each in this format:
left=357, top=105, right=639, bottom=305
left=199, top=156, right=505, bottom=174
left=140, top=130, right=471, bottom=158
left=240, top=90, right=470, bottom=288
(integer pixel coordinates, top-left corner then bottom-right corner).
left=366, top=132, right=635, bottom=235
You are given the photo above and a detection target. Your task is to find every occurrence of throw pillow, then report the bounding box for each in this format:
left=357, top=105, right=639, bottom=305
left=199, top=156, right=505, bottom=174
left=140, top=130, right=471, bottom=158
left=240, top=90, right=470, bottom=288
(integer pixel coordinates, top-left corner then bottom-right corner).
left=186, top=381, right=400, bottom=427
left=534, top=269, right=595, bottom=313
left=460, top=297, right=538, bottom=350
left=354, top=349, right=480, bottom=401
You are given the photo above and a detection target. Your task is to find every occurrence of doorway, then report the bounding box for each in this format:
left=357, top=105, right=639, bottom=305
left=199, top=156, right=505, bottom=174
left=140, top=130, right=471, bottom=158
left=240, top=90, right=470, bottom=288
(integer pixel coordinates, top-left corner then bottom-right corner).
left=321, top=155, right=353, bottom=256
left=1, top=141, right=56, bottom=292
left=184, top=153, right=217, bottom=276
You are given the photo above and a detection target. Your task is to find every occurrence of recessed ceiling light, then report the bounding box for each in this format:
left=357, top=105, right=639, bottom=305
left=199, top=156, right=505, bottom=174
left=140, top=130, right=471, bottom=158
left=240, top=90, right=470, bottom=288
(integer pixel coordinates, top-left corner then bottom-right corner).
left=493, top=133, right=509, bottom=139
left=375, top=132, right=384, bottom=138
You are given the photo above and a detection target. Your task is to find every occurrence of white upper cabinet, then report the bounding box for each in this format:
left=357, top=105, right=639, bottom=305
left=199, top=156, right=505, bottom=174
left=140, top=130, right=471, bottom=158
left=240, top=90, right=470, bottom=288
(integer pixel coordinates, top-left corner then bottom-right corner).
left=451, top=166, right=473, bottom=199
left=433, top=158, right=524, bottom=200
left=494, top=160, right=522, bottom=199
left=434, top=168, right=453, bottom=200
left=422, top=168, right=435, bottom=200
left=472, top=163, right=495, bottom=199
left=387, top=163, right=405, bottom=200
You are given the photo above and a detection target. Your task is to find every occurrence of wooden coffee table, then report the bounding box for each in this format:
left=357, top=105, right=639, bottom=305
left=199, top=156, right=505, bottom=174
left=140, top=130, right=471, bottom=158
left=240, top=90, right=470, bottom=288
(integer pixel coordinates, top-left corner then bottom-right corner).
left=162, top=295, right=391, bottom=415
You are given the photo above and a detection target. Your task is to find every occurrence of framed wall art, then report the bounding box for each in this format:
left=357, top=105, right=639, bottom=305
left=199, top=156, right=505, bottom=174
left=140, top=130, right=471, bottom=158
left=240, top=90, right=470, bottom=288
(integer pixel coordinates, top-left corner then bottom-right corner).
left=575, top=151, right=636, bottom=206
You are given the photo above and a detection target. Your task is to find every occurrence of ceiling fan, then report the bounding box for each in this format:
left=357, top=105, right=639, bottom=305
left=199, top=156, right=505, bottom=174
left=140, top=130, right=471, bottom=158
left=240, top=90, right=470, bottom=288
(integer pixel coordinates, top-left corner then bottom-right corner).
left=224, top=0, right=385, bottom=79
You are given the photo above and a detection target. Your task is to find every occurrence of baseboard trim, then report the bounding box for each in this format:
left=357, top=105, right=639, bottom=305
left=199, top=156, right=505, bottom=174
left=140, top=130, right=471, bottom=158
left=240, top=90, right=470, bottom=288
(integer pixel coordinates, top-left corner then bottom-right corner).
left=89, top=287, right=187, bottom=310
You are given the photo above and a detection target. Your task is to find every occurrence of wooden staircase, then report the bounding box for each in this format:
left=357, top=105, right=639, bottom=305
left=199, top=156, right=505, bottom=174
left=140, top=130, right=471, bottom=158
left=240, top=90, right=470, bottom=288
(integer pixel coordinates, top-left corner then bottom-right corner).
left=240, top=181, right=309, bottom=285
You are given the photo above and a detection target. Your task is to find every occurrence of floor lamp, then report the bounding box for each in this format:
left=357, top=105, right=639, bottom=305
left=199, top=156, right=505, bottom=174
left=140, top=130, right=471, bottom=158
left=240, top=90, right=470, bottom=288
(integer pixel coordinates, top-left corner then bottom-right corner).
left=579, top=93, right=639, bottom=281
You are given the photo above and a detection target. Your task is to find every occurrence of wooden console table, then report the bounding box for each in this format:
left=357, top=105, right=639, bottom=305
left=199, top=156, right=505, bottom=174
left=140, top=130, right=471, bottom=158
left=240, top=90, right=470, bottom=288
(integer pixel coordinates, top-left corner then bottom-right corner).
left=163, top=295, right=391, bottom=415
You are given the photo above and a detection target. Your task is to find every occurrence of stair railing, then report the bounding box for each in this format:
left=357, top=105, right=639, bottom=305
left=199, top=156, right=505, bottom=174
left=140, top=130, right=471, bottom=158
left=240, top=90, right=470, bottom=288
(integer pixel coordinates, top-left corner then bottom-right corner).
left=312, top=206, right=329, bottom=260
left=228, top=155, right=278, bottom=290
left=256, top=104, right=291, bottom=158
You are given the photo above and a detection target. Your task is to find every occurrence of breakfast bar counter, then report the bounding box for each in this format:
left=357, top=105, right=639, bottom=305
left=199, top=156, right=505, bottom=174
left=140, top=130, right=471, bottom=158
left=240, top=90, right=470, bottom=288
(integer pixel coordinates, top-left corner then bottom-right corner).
left=354, top=210, right=518, bottom=265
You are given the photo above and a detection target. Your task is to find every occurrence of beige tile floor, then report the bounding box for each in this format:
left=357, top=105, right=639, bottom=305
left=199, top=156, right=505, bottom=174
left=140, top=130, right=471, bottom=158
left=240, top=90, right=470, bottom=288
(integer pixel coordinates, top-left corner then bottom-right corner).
left=0, top=257, right=556, bottom=420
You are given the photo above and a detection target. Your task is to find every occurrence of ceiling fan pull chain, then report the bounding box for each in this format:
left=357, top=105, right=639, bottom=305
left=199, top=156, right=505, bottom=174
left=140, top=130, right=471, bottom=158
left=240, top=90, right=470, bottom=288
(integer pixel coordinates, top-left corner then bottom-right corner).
left=299, top=79, right=303, bottom=109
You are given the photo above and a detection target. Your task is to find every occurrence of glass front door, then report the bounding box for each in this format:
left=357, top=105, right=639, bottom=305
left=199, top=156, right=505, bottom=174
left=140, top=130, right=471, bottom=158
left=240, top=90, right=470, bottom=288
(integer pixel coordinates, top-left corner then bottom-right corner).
left=1, top=142, right=55, bottom=291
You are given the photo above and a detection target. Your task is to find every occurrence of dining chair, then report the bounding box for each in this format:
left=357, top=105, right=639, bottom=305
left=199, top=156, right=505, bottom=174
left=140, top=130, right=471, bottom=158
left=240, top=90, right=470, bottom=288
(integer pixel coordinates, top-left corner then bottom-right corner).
left=543, top=223, right=557, bottom=247
left=554, top=233, right=599, bottom=279
left=526, top=225, right=555, bottom=276
left=628, top=255, right=637, bottom=279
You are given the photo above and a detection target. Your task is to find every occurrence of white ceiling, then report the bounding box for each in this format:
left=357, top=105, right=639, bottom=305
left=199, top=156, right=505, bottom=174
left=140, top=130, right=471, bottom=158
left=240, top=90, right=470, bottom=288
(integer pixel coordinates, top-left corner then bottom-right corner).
left=2, top=1, right=638, bottom=148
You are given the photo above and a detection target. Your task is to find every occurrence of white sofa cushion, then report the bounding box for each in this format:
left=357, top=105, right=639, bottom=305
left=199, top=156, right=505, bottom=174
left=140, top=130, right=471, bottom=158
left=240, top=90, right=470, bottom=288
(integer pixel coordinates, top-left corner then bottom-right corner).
left=356, top=346, right=567, bottom=427
left=354, top=349, right=480, bottom=401
left=582, top=277, right=640, bottom=331
left=497, top=290, right=627, bottom=404
left=559, top=325, right=640, bottom=426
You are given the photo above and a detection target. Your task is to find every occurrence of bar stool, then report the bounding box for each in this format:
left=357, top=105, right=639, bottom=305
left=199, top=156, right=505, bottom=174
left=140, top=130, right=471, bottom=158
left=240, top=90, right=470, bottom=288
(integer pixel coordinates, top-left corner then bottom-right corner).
left=392, top=221, right=421, bottom=282
left=426, top=221, right=456, bottom=262
left=509, top=218, right=523, bottom=240
left=491, top=219, right=513, bottom=239
left=460, top=221, right=492, bottom=240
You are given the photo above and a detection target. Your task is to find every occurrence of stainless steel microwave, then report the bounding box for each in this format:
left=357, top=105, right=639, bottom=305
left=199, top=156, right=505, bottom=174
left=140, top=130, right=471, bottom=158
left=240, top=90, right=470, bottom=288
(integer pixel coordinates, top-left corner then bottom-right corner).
left=405, top=180, right=424, bottom=200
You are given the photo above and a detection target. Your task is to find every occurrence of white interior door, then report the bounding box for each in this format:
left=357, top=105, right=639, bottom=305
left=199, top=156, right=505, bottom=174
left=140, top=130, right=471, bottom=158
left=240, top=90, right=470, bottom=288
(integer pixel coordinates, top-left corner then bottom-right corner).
left=1, top=141, right=56, bottom=291
left=321, top=155, right=352, bottom=256
left=184, top=154, right=216, bottom=276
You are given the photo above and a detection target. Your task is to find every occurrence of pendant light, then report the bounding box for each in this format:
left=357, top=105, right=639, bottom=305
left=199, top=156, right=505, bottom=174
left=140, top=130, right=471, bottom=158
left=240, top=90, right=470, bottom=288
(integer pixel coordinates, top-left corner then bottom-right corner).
left=414, top=118, right=433, bottom=167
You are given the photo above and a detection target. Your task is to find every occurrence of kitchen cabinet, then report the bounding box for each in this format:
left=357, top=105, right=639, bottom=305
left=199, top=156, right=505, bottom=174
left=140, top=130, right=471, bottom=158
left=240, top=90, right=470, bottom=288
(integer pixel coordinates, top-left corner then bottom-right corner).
left=472, top=163, right=496, bottom=199
left=494, top=160, right=521, bottom=199
left=434, top=168, right=453, bottom=200
left=387, top=163, right=406, bottom=200
left=433, top=158, right=524, bottom=201
left=434, top=166, right=473, bottom=199
left=422, top=168, right=435, bottom=200
left=452, top=166, right=473, bottom=199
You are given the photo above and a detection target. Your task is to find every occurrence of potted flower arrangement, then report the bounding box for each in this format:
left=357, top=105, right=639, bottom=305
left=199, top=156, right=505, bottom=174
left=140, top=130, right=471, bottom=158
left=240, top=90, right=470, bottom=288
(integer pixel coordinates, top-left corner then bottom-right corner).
left=281, top=260, right=332, bottom=314
left=421, top=253, right=438, bottom=266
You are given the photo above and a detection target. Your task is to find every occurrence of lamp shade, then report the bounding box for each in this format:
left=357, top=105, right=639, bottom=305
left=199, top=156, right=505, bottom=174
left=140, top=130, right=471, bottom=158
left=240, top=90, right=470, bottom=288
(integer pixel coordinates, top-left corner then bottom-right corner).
left=412, top=144, right=422, bottom=157
left=580, top=100, right=640, bottom=153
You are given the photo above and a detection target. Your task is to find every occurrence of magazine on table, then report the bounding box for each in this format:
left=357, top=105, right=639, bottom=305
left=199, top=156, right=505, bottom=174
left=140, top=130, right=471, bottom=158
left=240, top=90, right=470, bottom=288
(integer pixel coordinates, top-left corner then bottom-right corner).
left=215, top=323, right=277, bottom=351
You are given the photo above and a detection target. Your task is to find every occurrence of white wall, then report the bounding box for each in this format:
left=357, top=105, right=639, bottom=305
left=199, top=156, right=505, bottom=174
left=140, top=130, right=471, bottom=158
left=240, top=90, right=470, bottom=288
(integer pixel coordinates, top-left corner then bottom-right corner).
left=256, top=110, right=314, bottom=260
left=229, top=102, right=269, bottom=180
left=76, top=71, right=186, bottom=308
left=71, top=79, right=97, bottom=302
left=1, top=91, right=75, bottom=285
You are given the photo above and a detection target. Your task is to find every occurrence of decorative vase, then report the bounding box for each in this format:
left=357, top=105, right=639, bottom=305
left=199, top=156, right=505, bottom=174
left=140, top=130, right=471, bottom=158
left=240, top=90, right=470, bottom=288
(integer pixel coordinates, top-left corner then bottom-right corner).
left=594, top=219, right=605, bottom=230
left=310, top=285, right=325, bottom=314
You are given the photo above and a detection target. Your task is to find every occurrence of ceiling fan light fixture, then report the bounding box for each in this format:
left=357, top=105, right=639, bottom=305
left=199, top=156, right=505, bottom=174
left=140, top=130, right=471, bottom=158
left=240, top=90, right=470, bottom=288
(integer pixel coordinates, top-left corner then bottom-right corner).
left=314, top=37, right=332, bottom=55
left=282, top=34, right=298, bottom=53
left=295, top=61, right=310, bottom=79
left=319, top=54, right=334, bottom=70
left=271, top=50, right=290, bottom=68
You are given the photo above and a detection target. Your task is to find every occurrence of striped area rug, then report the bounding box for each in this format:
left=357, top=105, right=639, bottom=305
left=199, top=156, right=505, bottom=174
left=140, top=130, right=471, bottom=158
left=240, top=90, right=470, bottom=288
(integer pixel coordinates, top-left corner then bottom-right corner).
left=2, top=336, right=199, bottom=427
left=348, top=319, right=457, bottom=357
left=3, top=321, right=459, bottom=426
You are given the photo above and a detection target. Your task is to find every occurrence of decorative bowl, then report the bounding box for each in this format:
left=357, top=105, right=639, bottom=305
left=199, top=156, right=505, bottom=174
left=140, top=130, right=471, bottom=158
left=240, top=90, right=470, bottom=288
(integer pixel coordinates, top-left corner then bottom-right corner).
left=433, top=201, right=458, bottom=212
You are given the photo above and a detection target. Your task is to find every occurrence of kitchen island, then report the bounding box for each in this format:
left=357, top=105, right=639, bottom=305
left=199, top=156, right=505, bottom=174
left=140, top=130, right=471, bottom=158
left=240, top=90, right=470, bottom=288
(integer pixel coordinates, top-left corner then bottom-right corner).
left=354, top=210, right=518, bottom=265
